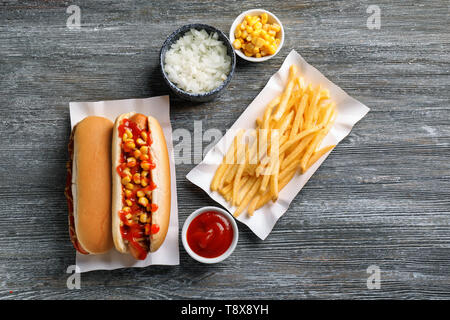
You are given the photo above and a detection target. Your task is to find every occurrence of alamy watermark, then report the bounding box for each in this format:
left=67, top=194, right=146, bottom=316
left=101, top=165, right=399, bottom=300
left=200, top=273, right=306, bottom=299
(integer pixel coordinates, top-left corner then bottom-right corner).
left=366, top=5, right=381, bottom=30
left=366, top=265, right=381, bottom=289
left=66, top=265, right=81, bottom=289
left=66, top=5, right=81, bottom=29
left=172, top=121, right=281, bottom=172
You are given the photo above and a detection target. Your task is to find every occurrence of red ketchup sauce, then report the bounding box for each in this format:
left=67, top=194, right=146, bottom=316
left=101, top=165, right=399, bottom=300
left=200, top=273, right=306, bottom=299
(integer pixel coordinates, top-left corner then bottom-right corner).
left=116, top=118, right=158, bottom=260
left=186, top=211, right=234, bottom=258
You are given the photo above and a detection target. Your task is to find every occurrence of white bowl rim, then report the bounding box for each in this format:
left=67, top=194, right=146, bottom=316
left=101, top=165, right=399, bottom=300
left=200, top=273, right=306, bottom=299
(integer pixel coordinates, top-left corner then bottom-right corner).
left=229, top=8, right=284, bottom=63
left=182, top=206, right=239, bottom=264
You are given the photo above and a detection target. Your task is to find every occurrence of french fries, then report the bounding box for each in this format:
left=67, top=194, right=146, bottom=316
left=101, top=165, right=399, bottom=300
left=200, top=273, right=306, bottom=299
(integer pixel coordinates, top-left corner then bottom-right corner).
left=210, top=64, right=337, bottom=217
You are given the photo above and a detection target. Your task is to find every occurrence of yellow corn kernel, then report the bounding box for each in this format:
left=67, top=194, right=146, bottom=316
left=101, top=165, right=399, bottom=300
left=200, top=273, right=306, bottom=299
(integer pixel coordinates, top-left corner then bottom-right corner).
left=233, top=39, right=242, bottom=50
left=267, top=44, right=277, bottom=55
left=138, top=196, right=149, bottom=207
left=268, top=29, right=276, bottom=37
left=122, top=133, right=129, bottom=141
left=256, top=53, right=262, bottom=58
left=241, top=30, right=248, bottom=39
left=136, top=138, right=146, bottom=146
left=252, top=37, right=264, bottom=47
left=141, top=131, right=148, bottom=141
left=125, top=183, right=134, bottom=190
left=125, top=189, right=133, bottom=198
left=234, top=28, right=241, bottom=39
left=245, top=43, right=255, bottom=52
left=125, top=140, right=136, bottom=150
left=126, top=199, right=133, bottom=207
left=141, top=170, right=149, bottom=178
left=253, top=47, right=260, bottom=54
left=240, top=22, right=246, bottom=30
left=140, top=154, right=150, bottom=161
left=133, top=149, right=142, bottom=159
left=254, top=22, right=262, bottom=30
left=133, top=173, right=141, bottom=184
left=244, top=50, right=253, bottom=57
left=125, top=128, right=133, bottom=139
left=275, top=38, right=281, bottom=45
left=123, top=206, right=131, bottom=213
left=262, top=42, right=271, bottom=50
left=263, top=24, right=270, bottom=31
left=139, top=213, right=148, bottom=223
left=141, top=179, right=148, bottom=187
left=125, top=213, right=132, bottom=220
left=140, top=146, right=149, bottom=154
left=122, top=167, right=131, bottom=176
left=271, top=23, right=281, bottom=32
left=255, top=37, right=265, bottom=48
left=245, top=15, right=252, bottom=23
left=121, top=176, right=131, bottom=185
left=261, top=12, right=268, bottom=24
left=126, top=157, right=137, bottom=167
left=141, top=161, right=151, bottom=171
left=252, top=29, right=261, bottom=37
left=246, top=35, right=252, bottom=42
left=137, top=190, right=145, bottom=198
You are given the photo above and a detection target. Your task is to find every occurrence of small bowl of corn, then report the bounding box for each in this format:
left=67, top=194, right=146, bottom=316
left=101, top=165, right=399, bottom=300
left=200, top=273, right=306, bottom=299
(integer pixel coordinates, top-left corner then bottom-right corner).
left=229, top=9, right=284, bottom=62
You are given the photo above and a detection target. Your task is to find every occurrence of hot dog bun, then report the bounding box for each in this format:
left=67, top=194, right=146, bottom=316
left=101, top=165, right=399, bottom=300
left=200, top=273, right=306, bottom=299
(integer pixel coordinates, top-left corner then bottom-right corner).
left=69, top=116, right=114, bottom=254
left=147, top=116, right=171, bottom=252
left=111, top=112, right=171, bottom=259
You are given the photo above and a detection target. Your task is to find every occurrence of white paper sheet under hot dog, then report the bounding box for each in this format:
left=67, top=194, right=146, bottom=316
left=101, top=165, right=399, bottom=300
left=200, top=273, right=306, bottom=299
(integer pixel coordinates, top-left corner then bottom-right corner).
left=69, top=95, right=179, bottom=272
left=186, top=50, right=370, bottom=240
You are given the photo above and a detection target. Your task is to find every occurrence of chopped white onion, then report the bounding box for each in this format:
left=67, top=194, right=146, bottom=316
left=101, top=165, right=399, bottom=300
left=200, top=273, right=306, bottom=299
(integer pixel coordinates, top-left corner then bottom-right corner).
left=164, top=29, right=231, bottom=94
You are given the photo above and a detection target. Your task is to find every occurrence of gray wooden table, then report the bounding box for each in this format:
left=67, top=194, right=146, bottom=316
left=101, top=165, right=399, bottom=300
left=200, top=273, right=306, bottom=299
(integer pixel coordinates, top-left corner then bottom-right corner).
left=0, top=0, right=449, bottom=300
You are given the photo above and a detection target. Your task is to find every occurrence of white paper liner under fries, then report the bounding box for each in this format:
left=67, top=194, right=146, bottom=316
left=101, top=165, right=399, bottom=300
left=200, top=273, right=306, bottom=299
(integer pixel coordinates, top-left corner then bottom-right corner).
left=186, top=50, right=370, bottom=240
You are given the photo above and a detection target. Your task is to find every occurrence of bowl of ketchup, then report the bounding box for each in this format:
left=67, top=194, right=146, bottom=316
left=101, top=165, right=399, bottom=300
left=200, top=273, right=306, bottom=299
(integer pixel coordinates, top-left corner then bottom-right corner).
left=182, top=206, right=238, bottom=264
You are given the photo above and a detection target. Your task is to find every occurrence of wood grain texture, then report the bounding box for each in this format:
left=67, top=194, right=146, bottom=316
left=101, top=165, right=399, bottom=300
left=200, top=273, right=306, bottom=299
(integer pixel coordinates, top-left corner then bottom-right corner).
left=0, top=0, right=449, bottom=300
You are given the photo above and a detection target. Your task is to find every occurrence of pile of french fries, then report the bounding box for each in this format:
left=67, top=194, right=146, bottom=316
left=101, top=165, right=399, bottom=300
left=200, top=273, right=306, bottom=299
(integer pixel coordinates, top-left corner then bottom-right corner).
left=211, top=64, right=337, bottom=217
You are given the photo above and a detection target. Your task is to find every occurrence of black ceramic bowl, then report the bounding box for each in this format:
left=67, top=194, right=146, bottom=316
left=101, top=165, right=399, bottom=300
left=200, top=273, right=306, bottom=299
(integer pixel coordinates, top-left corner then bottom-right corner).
left=160, top=24, right=236, bottom=102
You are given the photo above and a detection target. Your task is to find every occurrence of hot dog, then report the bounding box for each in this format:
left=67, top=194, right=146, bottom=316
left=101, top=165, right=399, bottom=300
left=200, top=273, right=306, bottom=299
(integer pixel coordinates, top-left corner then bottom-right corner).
left=65, top=116, right=114, bottom=254
left=111, top=112, right=171, bottom=260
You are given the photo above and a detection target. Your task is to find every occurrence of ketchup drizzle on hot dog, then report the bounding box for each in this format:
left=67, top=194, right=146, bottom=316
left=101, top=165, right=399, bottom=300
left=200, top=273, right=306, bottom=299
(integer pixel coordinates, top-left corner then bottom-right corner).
left=116, top=116, right=159, bottom=260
